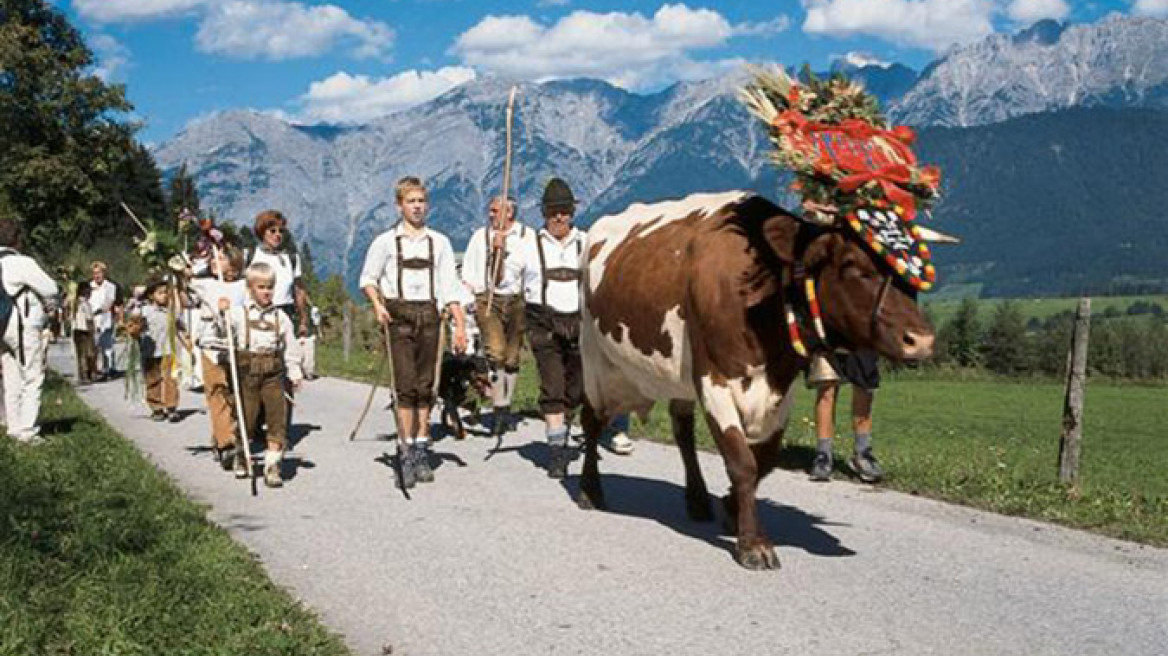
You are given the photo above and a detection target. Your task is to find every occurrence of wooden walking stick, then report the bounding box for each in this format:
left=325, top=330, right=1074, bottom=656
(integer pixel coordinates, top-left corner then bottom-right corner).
left=485, top=85, right=518, bottom=318
left=212, top=245, right=257, bottom=496
left=348, top=324, right=393, bottom=441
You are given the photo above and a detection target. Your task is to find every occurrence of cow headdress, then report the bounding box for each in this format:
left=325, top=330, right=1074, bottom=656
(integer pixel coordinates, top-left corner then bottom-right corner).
left=740, top=66, right=944, bottom=292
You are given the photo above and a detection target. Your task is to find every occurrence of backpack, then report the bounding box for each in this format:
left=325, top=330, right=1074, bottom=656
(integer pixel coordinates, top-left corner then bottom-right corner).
left=0, top=250, right=18, bottom=340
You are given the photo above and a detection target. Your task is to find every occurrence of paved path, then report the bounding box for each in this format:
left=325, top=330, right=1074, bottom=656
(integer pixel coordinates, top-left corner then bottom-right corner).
left=52, top=346, right=1168, bottom=656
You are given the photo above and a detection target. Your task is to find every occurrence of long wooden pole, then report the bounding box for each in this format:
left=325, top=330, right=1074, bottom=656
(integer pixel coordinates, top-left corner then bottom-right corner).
left=212, top=245, right=257, bottom=495
left=485, top=86, right=518, bottom=317
left=1058, top=297, right=1090, bottom=485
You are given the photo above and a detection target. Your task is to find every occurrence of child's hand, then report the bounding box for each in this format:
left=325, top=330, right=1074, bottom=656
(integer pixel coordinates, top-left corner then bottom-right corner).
left=218, top=298, right=230, bottom=312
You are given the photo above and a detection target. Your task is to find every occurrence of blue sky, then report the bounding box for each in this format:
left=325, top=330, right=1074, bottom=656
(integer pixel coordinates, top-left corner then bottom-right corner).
left=61, top=1, right=1155, bottom=143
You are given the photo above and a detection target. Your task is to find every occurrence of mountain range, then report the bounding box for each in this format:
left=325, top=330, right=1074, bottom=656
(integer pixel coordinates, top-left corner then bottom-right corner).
left=153, top=15, right=1168, bottom=296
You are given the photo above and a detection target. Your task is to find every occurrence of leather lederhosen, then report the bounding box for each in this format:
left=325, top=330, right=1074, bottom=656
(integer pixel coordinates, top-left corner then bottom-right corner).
left=385, top=232, right=441, bottom=408
left=525, top=234, right=584, bottom=414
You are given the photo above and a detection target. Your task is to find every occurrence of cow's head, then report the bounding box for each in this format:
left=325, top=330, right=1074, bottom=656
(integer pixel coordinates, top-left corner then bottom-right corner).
left=759, top=210, right=935, bottom=361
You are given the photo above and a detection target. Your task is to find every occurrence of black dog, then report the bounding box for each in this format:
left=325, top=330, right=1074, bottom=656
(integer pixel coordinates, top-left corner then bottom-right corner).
left=438, top=352, right=493, bottom=440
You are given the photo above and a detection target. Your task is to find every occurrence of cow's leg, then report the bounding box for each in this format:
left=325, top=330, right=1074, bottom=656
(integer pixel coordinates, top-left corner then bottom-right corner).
left=577, top=399, right=608, bottom=511
left=699, top=386, right=779, bottom=571
left=670, top=399, right=712, bottom=521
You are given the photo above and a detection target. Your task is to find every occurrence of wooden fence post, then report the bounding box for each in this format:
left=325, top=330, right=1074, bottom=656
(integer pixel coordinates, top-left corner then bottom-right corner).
left=342, top=301, right=352, bottom=364
left=1058, top=297, right=1090, bottom=485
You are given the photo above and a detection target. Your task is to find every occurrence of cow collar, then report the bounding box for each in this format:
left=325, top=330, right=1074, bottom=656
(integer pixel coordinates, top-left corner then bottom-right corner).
left=783, top=221, right=830, bottom=358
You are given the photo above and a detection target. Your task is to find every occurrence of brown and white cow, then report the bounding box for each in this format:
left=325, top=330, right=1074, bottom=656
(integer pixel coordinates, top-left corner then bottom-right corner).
left=577, top=190, right=935, bottom=570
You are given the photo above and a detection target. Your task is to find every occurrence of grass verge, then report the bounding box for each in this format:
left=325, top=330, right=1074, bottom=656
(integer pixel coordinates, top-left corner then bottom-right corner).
left=0, top=375, right=352, bottom=656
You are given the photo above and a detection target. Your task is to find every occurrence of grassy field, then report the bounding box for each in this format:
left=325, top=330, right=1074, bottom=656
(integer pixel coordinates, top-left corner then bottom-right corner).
left=922, top=294, right=1168, bottom=326
left=318, top=340, right=1167, bottom=546
left=0, top=376, right=352, bottom=656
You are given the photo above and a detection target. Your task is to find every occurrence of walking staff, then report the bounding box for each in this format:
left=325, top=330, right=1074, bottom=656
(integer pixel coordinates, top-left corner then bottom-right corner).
left=212, top=244, right=257, bottom=496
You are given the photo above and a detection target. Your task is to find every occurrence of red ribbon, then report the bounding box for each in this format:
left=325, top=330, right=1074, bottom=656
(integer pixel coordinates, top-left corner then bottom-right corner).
left=838, top=165, right=918, bottom=220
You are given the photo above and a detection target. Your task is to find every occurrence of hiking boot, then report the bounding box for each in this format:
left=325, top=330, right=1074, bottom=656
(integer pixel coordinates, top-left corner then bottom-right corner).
left=809, top=451, right=833, bottom=482
left=167, top=410, right=181, bottom=423
left=547, top=444, right=569, bottom=479
left=219, top=445, right=237, bottom=472
left=601, top=430, right=635, bottom=455
left=414, top=444, right=435, bottom=483
left=397, top=445, right=417, bottom=489
left=491, top=407, right=510, bottom=437
left=233, top=448, right=249, bottom=479
left=849, top=448, right=884, bottom=484
left=150, top=409, right=167, bottom=422
left=264, top=463, right=284, bottom=488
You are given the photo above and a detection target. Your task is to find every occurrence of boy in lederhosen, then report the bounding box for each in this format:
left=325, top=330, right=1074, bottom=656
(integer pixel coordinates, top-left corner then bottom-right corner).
left=460, top=196, right=532, bottom=436
left=359, top=176, right=468, bottom=489
left=520, top=178, right=588, bottom=478
left=223, top=262, right=304, bottom=487
left=136, top=276, right=190, bottom=422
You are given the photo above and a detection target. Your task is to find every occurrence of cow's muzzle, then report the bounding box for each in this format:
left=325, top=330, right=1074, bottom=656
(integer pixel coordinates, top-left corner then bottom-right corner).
left=901, top=329, right=935, bottom=360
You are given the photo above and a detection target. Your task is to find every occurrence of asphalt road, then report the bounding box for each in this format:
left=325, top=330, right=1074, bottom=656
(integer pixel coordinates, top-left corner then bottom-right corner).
left=50, top=345, right=1168, bottom=656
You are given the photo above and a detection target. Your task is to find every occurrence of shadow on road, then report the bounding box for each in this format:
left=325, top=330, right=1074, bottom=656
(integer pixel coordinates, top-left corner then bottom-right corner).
left=514, top=442, right=854, bottom=561
left=288, top=423, right=323, bottom=450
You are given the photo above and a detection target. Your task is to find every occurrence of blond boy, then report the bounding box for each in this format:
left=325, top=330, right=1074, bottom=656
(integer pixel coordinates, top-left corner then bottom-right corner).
left=223, top=262, right=303, bottom=487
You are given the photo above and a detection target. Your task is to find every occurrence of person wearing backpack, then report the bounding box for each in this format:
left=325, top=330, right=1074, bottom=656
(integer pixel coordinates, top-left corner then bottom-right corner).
left=0, top=218, right=60, bottom=445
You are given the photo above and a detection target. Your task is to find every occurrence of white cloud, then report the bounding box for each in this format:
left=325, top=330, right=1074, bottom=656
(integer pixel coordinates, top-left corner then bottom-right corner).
left=90, top=34, right=131, bottom=81
left=297, top=67, right=477, bottom=123
left=1133, top=0, right=1168, bottom=18
left=73, top=0, right=209, bottom=23
left=1006, top=0, right=1070, bottom=23
left=802, top=0, right=995, bottom=52
left=838, top=51, right=891, bottom=68
left=75, top=0, right=393, bottom=61
left=451, top=4, right=786, bottom=89
left=195, top=1, right=393, bottom=60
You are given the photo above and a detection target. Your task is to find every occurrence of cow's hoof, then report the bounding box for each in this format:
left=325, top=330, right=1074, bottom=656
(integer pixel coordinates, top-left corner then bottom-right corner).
left=736, top=540, right=780, bottom=571
left=577, top=488, right=607, bottom=511
left=686, top=493, right=714, bottom=522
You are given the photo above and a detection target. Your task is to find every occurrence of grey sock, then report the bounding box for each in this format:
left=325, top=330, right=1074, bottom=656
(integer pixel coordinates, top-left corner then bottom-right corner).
left=547, top=426, right=568, bottom=447
left=816, top=438, right=833, bottom=456
left=854, top=432, right=872, bottom=455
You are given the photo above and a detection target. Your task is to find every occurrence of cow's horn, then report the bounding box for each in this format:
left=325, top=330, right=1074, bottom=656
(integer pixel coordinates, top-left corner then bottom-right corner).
left=916, top=226, right=961, bottom=244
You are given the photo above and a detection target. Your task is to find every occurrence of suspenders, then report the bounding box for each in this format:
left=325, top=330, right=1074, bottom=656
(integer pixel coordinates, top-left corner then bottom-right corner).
left=394, top=231, right=436, bottom=303
left=242, top=305, right=282, bottom=352
left=483, top=224, right=527, bottom=290
left=535, top=232, right=582, bottom=308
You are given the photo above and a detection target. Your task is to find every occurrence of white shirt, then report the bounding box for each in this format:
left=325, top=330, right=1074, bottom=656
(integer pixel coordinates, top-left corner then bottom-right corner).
left=225, top=301, right=304, bottom=382
left=73, top=298, right=94, bottom=332
left=359, top=223, right=462, bottom=309
left=89, top=279, right=118, bottom=331
left=249, top=246, right=301, bottom=307
left=461, top=223, right=534, bottom=296
left=521, top=228, right=586, bottom=314
left=135, top=303, right=185, bottom=360
left=0, top=248, right=60, bottom=333
left=189, top=277, right=247, bottom=350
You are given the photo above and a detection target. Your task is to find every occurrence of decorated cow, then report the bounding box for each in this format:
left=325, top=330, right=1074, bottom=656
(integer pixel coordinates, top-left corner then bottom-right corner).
left=575, top=67, right=957, bottom=570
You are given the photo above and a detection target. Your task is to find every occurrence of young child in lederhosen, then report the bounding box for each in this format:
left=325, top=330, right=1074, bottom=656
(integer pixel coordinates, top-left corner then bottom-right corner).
left=136, top=277, right=190, bottom=422
left=222, top=262, right=303, bottom=487
left=191, top=247, right=248, bottom=471
left=359, top=176, right=468, bottom=489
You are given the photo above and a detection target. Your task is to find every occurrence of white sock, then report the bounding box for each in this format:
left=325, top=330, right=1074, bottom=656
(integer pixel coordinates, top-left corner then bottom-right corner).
left=502, top=371, right=518, bottom=406
left=264, top=449, right=282, bottom=467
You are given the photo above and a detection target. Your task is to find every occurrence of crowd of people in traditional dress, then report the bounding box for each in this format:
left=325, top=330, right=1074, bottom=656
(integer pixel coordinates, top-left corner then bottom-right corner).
left=3, top=174, right=885, bottom=490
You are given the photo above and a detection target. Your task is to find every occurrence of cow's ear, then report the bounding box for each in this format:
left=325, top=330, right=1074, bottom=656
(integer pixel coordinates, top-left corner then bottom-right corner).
left=760, top=209, right=801, bottom=264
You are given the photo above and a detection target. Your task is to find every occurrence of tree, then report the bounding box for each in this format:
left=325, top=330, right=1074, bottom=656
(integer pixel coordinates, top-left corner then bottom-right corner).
left=940, top=297, right=982, bottom=367
left=166, top=162, right=200, bottom=219
left=1, top=0, right=150, bottom=254
left=982, top=300, right=1029, bottom=374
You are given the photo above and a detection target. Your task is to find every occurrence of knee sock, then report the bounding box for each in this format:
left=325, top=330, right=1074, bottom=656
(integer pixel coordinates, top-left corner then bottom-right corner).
left=546, top=426, right=568, bottom=447
left=816, top=438, right=833, bottom=456
left=854, top=432, right=872, bottom=455
left=502, top=371, right=518, bottom=406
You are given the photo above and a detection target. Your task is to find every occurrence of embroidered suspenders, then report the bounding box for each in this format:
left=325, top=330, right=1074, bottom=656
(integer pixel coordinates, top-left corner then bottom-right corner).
left=395, top=232, right=436, bottom=303
left=535, top=233, right=582, bottom=308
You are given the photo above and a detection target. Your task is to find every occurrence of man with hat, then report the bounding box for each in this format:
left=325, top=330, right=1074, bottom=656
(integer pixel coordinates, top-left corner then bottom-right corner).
left=519, top=178, right=593, bottom=478
left=460, top=196, right=533, bottom=437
